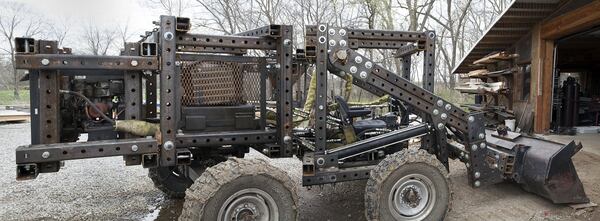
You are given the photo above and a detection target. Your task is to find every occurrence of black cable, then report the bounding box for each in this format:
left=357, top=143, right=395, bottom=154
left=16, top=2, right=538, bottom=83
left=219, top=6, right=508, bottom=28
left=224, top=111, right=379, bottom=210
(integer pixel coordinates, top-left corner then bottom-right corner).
left=59, top=90, right=115, bottom=124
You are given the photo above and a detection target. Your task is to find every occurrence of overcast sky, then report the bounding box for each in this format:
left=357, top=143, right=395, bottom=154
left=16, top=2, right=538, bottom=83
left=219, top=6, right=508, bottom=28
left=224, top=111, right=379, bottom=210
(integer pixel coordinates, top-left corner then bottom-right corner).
left=21, top=0, right=155, bottom=29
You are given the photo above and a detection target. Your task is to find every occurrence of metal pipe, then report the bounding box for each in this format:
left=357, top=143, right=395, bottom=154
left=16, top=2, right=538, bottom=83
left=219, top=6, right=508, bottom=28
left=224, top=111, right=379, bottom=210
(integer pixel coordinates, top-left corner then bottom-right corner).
left=330, top=124, right=429, bottom=160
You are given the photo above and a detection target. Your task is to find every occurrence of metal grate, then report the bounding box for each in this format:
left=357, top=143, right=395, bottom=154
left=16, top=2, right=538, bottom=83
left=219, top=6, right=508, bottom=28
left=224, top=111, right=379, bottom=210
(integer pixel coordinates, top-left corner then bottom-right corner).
left=181, top=60, right=261, bottom=106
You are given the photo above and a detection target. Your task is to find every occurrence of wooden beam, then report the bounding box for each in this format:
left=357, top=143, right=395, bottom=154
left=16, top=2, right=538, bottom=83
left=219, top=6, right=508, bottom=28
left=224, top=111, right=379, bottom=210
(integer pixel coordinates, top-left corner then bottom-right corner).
left=542, top=1, right=600, bottom=39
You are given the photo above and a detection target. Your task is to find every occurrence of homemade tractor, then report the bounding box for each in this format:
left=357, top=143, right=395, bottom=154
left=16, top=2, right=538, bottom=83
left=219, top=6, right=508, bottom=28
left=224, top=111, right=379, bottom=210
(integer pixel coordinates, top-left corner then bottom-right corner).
left=13, top=16, right=589, bottom=220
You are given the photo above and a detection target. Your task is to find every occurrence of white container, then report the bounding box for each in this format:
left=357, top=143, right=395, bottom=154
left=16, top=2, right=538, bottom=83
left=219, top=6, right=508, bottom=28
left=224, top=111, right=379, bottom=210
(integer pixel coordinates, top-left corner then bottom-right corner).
left=505, top=119, right=516, bottom=131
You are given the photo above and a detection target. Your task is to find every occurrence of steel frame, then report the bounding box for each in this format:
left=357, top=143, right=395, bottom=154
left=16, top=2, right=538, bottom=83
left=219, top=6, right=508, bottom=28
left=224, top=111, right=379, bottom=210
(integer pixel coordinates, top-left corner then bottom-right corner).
left=14, top=16, right=505, bottom=190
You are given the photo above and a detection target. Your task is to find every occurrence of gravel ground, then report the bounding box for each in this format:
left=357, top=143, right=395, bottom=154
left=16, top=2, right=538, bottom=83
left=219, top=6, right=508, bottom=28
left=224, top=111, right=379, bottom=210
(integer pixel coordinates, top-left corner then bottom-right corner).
left=1, top=122, right=599, bottom=220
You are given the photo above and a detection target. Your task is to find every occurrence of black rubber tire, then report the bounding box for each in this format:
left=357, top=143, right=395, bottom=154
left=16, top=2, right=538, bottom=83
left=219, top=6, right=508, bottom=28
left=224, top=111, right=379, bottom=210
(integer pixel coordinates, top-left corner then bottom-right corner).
left=179, top=158, right=298, bottom=221
left=148, top=166, right=194, bottom=199
left=365, top=149, right=451, bottom=221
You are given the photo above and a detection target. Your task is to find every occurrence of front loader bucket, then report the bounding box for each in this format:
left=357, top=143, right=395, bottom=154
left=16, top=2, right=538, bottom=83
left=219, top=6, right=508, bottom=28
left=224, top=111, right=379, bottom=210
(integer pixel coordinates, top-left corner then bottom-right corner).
left=514, top=137, right=589, bottom=204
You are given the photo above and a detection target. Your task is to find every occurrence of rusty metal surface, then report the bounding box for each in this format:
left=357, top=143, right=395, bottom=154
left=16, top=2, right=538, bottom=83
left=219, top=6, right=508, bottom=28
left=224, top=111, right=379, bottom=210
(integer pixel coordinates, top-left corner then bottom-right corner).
left=15, top=54, right=158, bottom=70
left=15, top=138, right=159, bottom=164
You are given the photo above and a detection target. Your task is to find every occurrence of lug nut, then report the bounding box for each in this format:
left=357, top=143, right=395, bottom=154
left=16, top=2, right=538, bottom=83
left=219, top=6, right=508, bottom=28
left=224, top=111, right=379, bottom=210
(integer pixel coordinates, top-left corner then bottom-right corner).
left=480, top=143, right=486, bottom=149
left=445, top=104, right=451, bottom=111
left=437, top=100, right=444, bottom=107
left=437, top=123, right=444, bottom=130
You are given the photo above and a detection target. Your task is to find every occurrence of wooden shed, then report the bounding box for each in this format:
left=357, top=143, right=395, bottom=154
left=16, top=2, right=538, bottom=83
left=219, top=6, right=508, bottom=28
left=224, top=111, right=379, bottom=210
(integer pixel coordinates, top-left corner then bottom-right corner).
left=453, top=0, right=600, bottom=134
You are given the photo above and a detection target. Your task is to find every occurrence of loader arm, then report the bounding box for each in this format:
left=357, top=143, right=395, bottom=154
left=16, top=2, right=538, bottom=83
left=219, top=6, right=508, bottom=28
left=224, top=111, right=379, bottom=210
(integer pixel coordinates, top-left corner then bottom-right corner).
left=302, top=24, right=588, bottom=204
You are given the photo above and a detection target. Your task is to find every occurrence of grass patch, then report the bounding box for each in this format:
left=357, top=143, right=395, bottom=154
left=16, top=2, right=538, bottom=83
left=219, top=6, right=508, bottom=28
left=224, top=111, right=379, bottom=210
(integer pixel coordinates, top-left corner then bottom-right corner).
left=0, top=90, right=30, bottom=105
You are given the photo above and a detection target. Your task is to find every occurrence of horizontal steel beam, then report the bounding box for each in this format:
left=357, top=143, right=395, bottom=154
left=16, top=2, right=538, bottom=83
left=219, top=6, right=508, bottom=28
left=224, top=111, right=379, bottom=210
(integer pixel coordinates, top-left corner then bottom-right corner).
left=15, top=54, right=158, bottom=70
left=175, top=130, right=278, bottom=147
left=306, top=25, right=427, bottom=42
left=177, top=34, right=277, bottom=50
left=16, top=138, right=158, bottom=164
left=235, top=25, right=281, bottom=37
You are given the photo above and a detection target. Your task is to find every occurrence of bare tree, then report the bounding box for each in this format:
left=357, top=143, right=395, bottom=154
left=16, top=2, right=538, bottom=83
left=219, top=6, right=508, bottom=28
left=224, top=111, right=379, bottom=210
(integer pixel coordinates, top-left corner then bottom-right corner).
left=143, top=0, right=193, bottom=17
left=0, top=0, right=45, bottom=99
left=48, top=16, right=71, bottom=48
left=81, top=22, right=118, bottom=56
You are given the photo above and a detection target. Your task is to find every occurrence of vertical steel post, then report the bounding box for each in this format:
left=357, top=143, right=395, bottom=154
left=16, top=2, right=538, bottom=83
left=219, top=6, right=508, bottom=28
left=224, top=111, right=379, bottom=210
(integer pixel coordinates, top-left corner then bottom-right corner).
left=276, top=25, right=294, bottom=157
left=314, top=24, right=328, bottom=154
left=37, top=40, right=60, bottom=144
left=159, top=15, right=177, bottom=166
left=422, top=31, right=436, bottom=92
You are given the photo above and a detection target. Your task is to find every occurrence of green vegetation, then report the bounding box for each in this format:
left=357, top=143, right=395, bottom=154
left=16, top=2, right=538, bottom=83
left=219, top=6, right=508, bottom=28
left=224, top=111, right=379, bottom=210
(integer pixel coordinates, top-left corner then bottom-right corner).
left=435, top=86, right=474, bottom=110
left=0, top=90, right=30, bottom=105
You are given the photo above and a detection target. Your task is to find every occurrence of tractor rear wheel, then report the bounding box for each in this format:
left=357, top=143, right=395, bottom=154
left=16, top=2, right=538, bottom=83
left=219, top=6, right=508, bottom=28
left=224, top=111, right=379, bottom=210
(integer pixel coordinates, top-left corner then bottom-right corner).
left=365, top=148, right=451, bottom=221
left=180, top=158, right=298, bottom=221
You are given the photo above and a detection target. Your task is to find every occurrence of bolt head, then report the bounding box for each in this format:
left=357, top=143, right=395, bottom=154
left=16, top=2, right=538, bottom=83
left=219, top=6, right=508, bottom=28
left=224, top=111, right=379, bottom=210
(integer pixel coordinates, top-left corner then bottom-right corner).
left=474, top=172, right=481, bottom=178
left=130, top=60, right=139, bottom=67
left=131, top=145, right=139, bottom=152
left=349, top=66, right=357, bottom=73
left=283, top=39, right=292, bottom=45
left=163, top=31, right=174, bottom=40
left=433, top=109, right=439, bottom=115
left=328, top=29, right=336, bottom=35
left=262, top=148, right=270, bottom=154
left=318, top=25, right=326, bottom=32
left=163, top=141, right=174, bottom=150
left=41, top=58, right=50, bottom=66
left=428, top=32, right=436, bottom=39
left=437, top=123, right=444, bottom=130
left=316, top=158, right=325, bottom=165
left=480, top=143, right=486, bottom=149
left=339, top=29, right=346, bottom=36
left=339, top=40, right=347, bottom=47
left=354, top=56, right=363, bottom=63
left=328, top=39, right=336, bottom=46
left=336, top=50, right=348, bottom=60
left=318, top=36, right=326, bottom=44
left=465, top=163, right=470, bottom=168
left=359, top=71, right=367, bottom=79
left=474, top=181, right=481, bottom=187
left=445, top=104, right=451, bottom=111
left=437, top=100, right=444, bottom=107
left=471, top=144, right=478, bottom=151
left=41, top=151, right=50, bottom=159
left=440, top=113, right=447, bottom=120
left=365, top=61, right=373, bottom=69
left=318, top=105, right=324, bottom=110
left=283, top=135, right=292, bottom=144
left=479, top=133, right=485, bottom=139
left=468, top=116, right=475, bottom=122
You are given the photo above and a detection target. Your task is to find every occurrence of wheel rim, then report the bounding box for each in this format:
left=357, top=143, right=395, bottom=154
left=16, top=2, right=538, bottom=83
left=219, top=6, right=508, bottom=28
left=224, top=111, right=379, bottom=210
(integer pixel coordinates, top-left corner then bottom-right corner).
left=388, top=174, right=436, bottom=220
left=217, top=188, right=278, bottom=221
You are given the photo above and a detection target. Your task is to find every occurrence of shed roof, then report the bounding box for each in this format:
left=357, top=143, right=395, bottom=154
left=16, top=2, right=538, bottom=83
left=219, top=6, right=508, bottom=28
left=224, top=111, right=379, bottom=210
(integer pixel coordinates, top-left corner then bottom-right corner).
left=452, top=0, right=561, bottom=74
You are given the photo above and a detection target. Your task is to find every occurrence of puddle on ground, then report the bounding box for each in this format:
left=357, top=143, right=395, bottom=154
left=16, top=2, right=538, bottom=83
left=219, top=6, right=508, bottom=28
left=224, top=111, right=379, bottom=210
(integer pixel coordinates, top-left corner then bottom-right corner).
left=142, top=199, right=184, bottom=221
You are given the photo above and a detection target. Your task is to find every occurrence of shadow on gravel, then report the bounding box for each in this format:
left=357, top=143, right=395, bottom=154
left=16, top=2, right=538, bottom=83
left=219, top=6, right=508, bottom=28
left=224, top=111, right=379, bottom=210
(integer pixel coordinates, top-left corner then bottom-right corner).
left=143, top=199, right=184, bottom=221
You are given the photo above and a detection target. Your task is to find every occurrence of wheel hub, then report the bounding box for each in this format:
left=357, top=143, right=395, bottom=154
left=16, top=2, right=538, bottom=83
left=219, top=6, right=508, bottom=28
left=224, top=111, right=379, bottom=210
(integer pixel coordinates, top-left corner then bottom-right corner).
left=389, top=174, right=436, bottom=220
left=218, top=188, right=278, bottom=221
